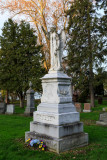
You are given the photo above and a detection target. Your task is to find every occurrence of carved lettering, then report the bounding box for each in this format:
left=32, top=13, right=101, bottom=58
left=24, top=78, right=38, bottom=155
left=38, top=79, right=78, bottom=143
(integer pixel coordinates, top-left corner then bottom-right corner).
left=36, top=114, right=55, bottom=122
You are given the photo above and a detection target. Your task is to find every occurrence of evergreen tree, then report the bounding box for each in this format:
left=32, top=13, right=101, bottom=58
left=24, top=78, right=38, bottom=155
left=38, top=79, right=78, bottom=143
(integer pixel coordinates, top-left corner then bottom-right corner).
left=0, top=19, right=45, bottom=107
left=67, top=0, right=106, bottom=107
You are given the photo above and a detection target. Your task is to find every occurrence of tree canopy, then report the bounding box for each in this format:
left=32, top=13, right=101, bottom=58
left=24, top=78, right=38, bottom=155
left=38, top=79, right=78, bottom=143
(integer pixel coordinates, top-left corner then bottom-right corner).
left=0, top=0, right=73, bottom=70
left=0, top=19, right=45, bottom=107
left=67, top=0, right=106, bottom=107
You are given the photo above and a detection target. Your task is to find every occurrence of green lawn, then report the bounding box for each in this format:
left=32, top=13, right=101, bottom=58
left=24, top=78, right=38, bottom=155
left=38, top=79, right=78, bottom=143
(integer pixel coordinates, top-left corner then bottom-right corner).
left=0, top=101, right=107, bottom=160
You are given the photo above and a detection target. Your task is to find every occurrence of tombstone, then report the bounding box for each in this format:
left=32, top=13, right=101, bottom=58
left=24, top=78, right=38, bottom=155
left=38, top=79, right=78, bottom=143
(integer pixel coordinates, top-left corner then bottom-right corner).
left=25, top=30, right=88, bottom=153
left=103, top=108, right=107, bottom=112
left=75, top=103, right=82, bottom=112
left=0, top=102, right=6, bottom=114
left=5, top=104, right=15, bottom=114
left=24, top=82, right=35, bottom=116
left=83, top=103, right=91, bottom=112
left=96, top=112, right=107, bottom=126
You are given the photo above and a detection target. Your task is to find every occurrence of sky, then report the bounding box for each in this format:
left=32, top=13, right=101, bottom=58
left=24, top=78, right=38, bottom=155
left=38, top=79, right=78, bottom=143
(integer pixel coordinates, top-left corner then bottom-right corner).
left=0, top=10, right=106, bottom=71
left=0, top=11, right=28, bottom=35
left=0, top=11, right=10, bottom=35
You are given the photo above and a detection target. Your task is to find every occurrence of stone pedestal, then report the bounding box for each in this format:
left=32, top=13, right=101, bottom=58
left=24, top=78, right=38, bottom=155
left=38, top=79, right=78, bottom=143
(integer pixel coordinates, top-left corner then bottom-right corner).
left=25, top=71, right=88, bottom=153
left=24, top=83, right=35, bottom=116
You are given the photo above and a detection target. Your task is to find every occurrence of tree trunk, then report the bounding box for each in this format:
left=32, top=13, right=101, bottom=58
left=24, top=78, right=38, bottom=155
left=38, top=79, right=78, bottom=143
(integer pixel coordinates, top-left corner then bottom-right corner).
left=88, top=23, right=95, bottom=107
left=89, top=78, right=95, bottom=107
left=19, top=92, right=25, bottom=108
left=5, top=90, right=9, bottom=104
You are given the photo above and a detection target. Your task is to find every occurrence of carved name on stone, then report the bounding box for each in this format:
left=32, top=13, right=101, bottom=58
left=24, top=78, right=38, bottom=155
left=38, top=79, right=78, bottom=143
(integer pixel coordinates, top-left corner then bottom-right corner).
left=36, top=114, right=55, bottom=122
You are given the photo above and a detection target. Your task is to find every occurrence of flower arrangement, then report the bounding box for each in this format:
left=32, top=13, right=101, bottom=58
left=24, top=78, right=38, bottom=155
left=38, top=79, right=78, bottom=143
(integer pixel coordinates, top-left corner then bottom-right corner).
left=26, top=138, right=46, bottom=151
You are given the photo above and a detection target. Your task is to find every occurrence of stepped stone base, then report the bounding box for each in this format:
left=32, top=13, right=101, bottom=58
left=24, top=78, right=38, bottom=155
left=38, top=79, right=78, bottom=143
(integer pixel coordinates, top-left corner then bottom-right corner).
left=25, top=131, right=88, bottom=153
left=25, top=71, right=88, bottom=153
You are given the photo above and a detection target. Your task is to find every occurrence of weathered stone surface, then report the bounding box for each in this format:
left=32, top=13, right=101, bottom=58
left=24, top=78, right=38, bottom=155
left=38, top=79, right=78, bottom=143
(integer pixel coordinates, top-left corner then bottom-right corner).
left=100, top=112, right=107, bottom=122
left=30, top=121, right=83, bottom=138
left=25, top=131, right=88, bottom=153
left=0, top=102, right=6, bottom=114
left=33, top=111, right=80, bottom=125
left=37, top=103, right=76, bottom=113
left=5, top=104, right=15, bottom=114
left=41, top=72, right=72, bottom=104
left=83, top=103, right=91, bottom=112
left=75, top=103, right=82, bottom=112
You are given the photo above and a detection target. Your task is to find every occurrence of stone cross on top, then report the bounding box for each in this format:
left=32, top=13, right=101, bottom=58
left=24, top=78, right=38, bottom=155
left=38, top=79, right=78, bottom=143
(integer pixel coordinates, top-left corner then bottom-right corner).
left=50, top=29, right=66, bottom=72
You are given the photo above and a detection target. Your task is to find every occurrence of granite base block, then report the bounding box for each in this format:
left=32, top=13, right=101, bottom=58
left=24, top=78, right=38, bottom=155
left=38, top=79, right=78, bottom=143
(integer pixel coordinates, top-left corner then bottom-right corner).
left=37, top=103, right=76, bottom=113
left=33, top=111, right=80, bottom=125
left=30, top=121, right=84, bottom=138
left=25, top=131, right=88, bottom=153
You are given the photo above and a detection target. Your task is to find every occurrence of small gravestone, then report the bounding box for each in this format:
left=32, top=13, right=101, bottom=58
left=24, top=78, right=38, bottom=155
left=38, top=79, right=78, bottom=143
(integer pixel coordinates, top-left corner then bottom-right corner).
left=103, top=107, right=107, bottom=112
left=24, top=82, right=35, bottom=116
left=5, top=104, right=15, bottom=114
left=75, top=103, right=82, bottom=112
left=0, top=102, right=6, bottom=114
left=83, top=103, right=91, bottom=112
left=96, top=112, right=107, bottom=126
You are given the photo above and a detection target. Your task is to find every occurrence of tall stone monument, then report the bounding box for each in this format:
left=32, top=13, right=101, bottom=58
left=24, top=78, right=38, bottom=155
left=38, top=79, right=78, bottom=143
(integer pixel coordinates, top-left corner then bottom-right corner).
left=25, top=30, right=88, bottom=153
left=24, top=82, right=35, bottom=116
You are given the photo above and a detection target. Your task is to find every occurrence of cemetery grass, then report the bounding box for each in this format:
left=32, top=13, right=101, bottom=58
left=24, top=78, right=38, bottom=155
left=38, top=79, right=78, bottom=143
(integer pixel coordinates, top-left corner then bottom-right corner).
left=0, top=101, right=107, bottom=160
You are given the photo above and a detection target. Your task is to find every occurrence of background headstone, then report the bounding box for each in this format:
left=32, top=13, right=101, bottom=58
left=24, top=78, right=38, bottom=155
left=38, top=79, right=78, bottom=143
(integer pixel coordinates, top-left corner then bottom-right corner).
left=96, top=112, right=107, bottom=126
left=24, top=82, right=35, bottom=116
left=0, top=102, right=6, bottom=114
left=75, top=103, right=82, bottom=112
left=5, top=104, right=15, bottom=114
left=103, top=107, right=107, bottom=112
left=83, top=103, right=91, bottom=112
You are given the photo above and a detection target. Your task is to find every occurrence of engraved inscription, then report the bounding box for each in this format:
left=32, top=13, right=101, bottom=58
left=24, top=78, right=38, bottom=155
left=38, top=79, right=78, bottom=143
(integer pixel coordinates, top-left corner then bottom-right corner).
left=36, top=114, right=55, bottom=122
